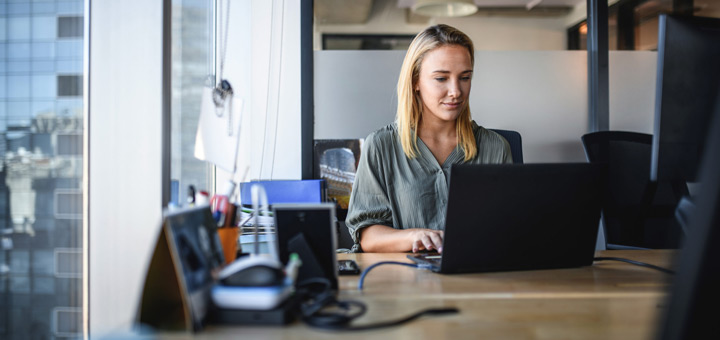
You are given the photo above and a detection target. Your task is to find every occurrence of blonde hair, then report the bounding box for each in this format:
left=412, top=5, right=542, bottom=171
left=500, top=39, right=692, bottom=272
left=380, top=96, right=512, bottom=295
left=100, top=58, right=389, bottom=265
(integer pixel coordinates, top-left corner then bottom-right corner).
left=396, top=24, right=476, bottom=161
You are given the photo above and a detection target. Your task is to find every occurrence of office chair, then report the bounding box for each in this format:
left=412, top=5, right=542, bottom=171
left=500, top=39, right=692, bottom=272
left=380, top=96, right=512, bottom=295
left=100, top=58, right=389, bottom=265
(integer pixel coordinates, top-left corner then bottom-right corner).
left=335, top=221, right=355, bottom=250
left=312, top=140, right=363, bottom=250
left=490, top=129, right=523, bottom=164
left=581, top=131, right=685, bottom=249
left=674, top=196, right=696, bottom=235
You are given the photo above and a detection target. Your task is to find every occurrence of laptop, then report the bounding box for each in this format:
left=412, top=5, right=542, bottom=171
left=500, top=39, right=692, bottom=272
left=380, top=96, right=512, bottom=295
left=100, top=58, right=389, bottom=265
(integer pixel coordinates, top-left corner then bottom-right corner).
left=408, top=163, right=605, bottom=274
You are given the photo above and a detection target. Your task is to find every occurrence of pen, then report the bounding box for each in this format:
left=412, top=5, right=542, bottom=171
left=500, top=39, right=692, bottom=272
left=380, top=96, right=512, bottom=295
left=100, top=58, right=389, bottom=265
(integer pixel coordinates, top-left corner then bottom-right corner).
left=211, top=194, right=229, bottom=225
left=187, top=185, right=196, bottom=206
left=211, top=181, right=237, bottom=226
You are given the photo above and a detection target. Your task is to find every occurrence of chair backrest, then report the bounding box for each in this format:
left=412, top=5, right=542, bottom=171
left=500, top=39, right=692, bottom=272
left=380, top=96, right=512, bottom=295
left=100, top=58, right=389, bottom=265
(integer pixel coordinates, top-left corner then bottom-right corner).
left=490, top=129, right=523, bottom=164
left=581, top=131, right=685, bottom=249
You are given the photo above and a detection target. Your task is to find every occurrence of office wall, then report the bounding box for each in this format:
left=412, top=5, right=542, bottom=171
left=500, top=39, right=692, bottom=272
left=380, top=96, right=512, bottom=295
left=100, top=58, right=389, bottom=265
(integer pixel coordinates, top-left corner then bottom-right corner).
left=314, top=50, right=657, bottom=163
left=439, top=15, right=567, bottom=51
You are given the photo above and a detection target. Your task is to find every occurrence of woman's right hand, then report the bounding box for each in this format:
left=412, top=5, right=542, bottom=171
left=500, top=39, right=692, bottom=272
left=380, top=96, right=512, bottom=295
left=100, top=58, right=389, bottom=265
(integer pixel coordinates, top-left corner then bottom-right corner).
left=359, top=225, right=444, bottom=253
left=407, top=228, right=444, bottom=253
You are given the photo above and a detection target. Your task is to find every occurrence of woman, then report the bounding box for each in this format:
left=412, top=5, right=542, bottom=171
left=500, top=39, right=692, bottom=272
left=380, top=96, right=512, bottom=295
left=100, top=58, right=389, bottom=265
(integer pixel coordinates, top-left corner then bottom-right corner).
left=346, top=24, right=512, bottom=253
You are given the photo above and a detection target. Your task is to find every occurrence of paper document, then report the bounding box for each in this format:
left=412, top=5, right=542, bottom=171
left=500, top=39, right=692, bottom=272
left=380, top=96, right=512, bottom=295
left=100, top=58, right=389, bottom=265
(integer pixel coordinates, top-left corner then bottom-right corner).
left=194, top=87, right=243, bottom=173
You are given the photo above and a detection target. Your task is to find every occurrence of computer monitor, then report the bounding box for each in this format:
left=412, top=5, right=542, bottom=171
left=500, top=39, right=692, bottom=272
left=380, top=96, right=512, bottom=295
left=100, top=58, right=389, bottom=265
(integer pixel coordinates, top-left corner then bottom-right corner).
left=650, top=15, right=720, bottom=183
left=657, top=91, right=720, bottom=340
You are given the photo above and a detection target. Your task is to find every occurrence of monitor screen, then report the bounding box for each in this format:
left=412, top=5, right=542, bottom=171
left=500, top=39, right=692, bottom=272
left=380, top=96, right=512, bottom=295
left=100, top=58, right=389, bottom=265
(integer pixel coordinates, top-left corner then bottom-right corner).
left=138, top=206, right=226, bottom=332
left=273, top=203, right=338, bottom=289
left=657, top=91, right=720, bottom=340
left=167, top=207, right=225, bottom=292
left=650, top=15, right=720, bottom=182
left=166, top=207, right=225, bottom=330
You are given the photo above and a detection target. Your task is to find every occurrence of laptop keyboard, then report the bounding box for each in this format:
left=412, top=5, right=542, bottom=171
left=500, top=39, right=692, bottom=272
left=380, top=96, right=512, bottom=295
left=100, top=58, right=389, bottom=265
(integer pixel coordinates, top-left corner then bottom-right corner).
left=408, top=254, right=442, bottom=266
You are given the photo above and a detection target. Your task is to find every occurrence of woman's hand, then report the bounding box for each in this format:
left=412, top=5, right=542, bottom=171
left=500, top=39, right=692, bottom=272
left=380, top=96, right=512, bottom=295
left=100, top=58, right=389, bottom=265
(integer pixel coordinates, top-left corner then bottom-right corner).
left=359, top=225, right=444, bottom=253
left=407, top=229, right=444, bottom=253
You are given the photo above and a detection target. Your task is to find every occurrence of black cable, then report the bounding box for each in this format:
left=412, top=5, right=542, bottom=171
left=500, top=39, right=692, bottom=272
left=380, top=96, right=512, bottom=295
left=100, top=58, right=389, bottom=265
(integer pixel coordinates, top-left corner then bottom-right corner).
left=594, top=257, right=675, bottom=275
left=301, top=299, right=368, bottom=328
left=296, top=278, right=366, bottom=326
left=296, top=275, right=458, bottom=331
left=358, top=261, right=432, bottom=290
left=305, top=307, right=459, bottom=331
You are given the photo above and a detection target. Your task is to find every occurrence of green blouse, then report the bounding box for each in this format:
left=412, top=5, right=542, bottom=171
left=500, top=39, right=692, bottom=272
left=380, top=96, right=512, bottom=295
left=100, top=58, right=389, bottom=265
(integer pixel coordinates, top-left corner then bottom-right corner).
left=345, top=121, right=512, bottom=252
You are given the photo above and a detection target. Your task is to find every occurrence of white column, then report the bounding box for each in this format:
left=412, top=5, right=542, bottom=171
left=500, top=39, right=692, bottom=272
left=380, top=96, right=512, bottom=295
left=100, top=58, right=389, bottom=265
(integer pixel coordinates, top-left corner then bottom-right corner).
left=88, top=0, right=165, bottom=335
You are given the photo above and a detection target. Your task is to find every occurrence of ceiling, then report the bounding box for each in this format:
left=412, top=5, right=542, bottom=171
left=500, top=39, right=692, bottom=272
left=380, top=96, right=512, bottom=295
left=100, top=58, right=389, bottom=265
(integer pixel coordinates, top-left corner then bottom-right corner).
left=315, top=0, right=586, bottom=24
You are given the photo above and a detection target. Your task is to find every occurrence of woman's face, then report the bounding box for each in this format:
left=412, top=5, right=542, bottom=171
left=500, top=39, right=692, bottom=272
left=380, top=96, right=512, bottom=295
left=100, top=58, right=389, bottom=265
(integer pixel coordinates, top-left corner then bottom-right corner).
left=415, top=44, right=473, bottom=125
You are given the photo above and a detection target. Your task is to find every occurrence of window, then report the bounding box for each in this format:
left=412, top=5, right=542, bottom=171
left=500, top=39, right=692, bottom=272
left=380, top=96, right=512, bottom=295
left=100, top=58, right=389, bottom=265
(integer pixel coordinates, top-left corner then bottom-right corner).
left=1, top=3, right=84, bottom=339
left=54, top=248, right=81, bottom=278
left=57, top=16, right=82, bottom=38
left=51, top=307, right=82, bottom=337
left=54, top=190, right=82, bottom=219
left=33, top=16, right=56, bottom=40
left=170, top=0, right=215, bottom=207
left=57, top=134, right=82, bottom=156
left=57, top=75, right=81, bottom=97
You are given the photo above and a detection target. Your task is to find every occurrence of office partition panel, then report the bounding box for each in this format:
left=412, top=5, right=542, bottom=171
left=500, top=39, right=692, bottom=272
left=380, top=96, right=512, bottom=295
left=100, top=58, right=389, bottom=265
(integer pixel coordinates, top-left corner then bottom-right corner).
left=314, top=50, right=657, bottom=163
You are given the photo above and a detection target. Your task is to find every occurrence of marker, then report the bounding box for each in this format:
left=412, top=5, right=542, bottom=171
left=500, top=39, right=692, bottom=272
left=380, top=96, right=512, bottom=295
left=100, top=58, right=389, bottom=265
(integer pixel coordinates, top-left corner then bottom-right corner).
left=284, top=253, right=302, bottom=286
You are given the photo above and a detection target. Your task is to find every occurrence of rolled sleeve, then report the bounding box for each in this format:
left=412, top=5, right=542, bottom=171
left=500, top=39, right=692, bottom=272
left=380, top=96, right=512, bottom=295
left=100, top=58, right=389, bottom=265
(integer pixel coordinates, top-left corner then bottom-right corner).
left=345, top=134, right=393, bottom=252
left=501, top=138, right=513, bottom=164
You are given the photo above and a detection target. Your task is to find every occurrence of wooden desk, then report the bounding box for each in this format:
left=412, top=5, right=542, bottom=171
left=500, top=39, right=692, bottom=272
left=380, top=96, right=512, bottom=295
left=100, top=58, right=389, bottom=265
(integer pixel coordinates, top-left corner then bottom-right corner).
left=171, top=250, right=674, bottom=339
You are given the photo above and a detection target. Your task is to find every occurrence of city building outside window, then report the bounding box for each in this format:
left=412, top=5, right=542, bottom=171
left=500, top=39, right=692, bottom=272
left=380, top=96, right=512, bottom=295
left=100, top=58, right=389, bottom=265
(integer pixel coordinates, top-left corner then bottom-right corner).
left=0, top=0, right=84, bottom=338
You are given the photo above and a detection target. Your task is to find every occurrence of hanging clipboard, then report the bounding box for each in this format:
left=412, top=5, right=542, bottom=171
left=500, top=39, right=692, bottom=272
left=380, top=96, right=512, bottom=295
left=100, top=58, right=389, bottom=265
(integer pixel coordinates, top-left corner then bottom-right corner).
left=194, top=87, right=244, bottom=173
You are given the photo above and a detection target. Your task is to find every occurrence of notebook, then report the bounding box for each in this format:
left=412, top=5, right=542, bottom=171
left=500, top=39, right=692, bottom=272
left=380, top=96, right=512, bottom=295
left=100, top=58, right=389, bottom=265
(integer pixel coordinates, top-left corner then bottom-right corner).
left=407, top=163, right=605, bottom=274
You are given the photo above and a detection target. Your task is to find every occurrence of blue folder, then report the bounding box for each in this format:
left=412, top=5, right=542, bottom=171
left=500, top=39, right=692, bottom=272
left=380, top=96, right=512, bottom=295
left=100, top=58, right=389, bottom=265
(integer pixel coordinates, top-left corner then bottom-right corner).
left=239, top=180, right=326, bottom=206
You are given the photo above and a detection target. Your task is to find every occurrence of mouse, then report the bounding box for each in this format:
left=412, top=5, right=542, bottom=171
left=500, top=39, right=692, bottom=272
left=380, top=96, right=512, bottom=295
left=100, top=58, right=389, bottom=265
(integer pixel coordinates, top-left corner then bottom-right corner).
left=218, top=255, right=285, bottom=287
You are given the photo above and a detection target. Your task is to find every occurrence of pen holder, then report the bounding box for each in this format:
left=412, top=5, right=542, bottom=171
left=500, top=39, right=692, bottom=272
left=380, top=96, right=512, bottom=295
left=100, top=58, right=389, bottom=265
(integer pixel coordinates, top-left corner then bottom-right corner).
left=218, top=226, right=239, bottom=264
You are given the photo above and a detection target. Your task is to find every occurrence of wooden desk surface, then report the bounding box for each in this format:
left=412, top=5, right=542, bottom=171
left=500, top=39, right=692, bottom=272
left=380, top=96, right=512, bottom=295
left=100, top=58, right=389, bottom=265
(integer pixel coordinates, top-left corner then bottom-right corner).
left=164, top=250, right=675, bottom=340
